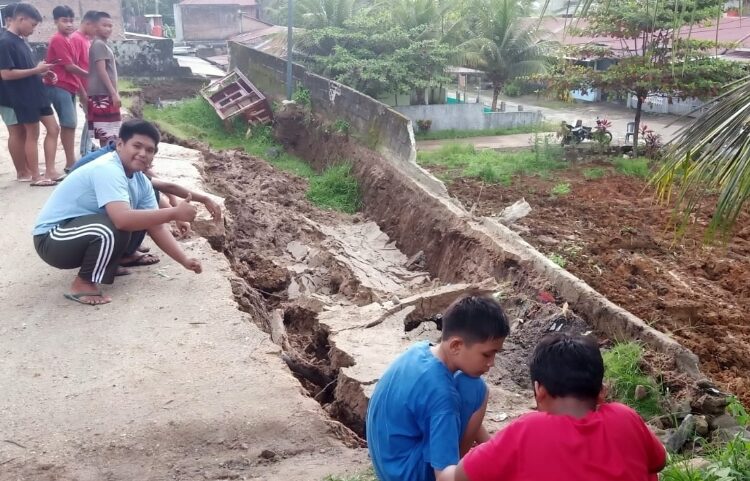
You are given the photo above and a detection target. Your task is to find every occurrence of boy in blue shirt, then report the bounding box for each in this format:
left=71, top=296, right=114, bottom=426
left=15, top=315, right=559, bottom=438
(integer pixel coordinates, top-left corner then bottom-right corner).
left=367, top=295, right=509, bottom=481
left=33, top=119, right=202, bottom=306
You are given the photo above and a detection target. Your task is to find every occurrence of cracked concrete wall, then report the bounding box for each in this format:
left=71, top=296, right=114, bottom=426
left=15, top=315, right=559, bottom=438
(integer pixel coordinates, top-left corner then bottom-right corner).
left=29, top=39, right=190, bottom=78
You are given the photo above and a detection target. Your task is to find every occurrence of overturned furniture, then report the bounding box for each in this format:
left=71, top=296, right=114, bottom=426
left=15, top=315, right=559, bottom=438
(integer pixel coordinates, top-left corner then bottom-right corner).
left=200, top=68, right=273, bottom=126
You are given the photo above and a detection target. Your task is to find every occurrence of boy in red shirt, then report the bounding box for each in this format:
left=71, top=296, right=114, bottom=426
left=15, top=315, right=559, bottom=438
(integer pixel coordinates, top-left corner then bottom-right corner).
left=69, top=10, right=97, bottom=157
left=45, top=5, right=88, bottom=172
left=441, top=333, right=666, bottom=481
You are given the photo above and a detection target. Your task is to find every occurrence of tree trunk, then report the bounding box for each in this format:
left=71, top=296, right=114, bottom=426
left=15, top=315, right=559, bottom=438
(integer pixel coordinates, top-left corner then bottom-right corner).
left=491, top=83, right=501, bottom=111
left=633, top=95, right=644, bottom=157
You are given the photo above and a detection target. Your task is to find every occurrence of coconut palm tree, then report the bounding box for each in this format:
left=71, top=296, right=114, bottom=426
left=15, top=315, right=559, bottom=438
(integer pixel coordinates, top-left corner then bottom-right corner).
left=297, top=0, right=362, bottom=28
left=653, top=76, right=750, bottom=237
left=457, top=0, right=550, bottom=111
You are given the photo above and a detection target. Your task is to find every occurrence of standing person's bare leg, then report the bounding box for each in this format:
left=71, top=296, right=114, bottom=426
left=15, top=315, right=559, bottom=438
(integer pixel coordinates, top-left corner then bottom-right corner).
left=60, top=125, right=76, bottom=170
left=7, top=125, right=30, bottom=180
left=40, top=114, right=62, bottom=180
left=22, top=122, right=43, bottom=181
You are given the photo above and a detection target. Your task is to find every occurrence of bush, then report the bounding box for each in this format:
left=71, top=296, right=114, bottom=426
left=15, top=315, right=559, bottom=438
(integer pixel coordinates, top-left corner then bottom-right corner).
left=292, top=88, right=312, bottom=108
left=583, top=167, right=606, bottom=180
left=503, top=81, right=522, bottom=97
left=416, top=119, right=432, bottom=133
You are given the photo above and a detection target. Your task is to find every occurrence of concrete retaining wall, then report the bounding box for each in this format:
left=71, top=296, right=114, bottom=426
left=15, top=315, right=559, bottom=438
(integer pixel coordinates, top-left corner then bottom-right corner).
left=395, top=103, right=543, bottom=131
left=229, top=42, right=451, bottom=197
left=29, top=38, right=190, bottom=78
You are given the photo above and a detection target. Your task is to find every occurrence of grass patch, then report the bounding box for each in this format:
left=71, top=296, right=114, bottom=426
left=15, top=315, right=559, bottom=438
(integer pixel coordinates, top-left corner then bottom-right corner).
left=145, top=97, right=360, bottom=212
left=118, top=78, right=141, bottom=94
left=144, top=97, right=315, bottom=178
left=323, top=469, right=377, bottom=481
left=603, top=342, right=663, bottom=419
left=547, top=252, right=567, bottom=267
left=417, top=139, right=565, bottom=185
left=414, top=122, right=558, bottom=141
left=307, top=164, right=361, bottom=214
left=551, top=182, right=571, bottom=196
left=583, top=167, right=607, bottom=180
left=614, top=157, right=651, bottom=179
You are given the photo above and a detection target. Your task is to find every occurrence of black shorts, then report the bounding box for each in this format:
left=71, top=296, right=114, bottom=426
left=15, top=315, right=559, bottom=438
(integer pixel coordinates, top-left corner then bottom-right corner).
left=15, top=105, right=54, bottom=124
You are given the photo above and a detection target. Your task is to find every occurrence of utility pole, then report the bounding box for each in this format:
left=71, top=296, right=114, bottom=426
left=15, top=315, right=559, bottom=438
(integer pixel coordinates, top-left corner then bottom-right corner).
left=286, top=0, right=294, bottom=100
left=155, top=0, right=159, bottom=15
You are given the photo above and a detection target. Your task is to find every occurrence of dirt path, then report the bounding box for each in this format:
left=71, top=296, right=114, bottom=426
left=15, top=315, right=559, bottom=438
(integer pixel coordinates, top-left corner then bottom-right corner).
left=0, top=125, right=367, bottom=480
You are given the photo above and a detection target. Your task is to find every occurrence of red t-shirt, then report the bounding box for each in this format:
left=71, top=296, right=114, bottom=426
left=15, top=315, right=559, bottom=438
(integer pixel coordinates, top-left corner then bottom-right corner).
left=69, top=30, right=91, bottom=90
left=45, top=32, right=81, bottom=94
left=462, top=403, right=666, bottom=481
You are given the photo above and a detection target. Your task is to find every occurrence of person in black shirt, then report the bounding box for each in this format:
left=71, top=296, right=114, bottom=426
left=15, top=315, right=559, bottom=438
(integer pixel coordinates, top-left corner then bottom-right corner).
left=0, top=3, right=61, bottom=186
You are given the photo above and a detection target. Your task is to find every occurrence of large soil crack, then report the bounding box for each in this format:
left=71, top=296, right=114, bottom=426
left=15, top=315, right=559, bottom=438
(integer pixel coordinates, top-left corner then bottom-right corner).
left=169, top=125, right=610, bottom=445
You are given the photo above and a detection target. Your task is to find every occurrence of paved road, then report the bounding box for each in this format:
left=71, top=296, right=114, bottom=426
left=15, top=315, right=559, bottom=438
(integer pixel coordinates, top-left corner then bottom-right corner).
left=417, top=90, right=691, bottom=151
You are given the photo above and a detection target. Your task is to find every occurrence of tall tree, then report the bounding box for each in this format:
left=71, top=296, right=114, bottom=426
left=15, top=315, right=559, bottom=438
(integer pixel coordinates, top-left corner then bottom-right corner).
left=297, top=11, right=451, bottom=98
left=545, top=0, right=746, bottom=152
left=456, top=0, right=549, bottom=111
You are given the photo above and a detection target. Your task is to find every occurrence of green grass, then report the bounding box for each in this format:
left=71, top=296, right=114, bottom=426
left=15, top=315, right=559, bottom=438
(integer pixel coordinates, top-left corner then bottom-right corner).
left=118, top=78, right=141, bottom=94
left=614, top=157, right=651, bottom=179
left=414, top=122, right=558, bottom=141
left=417, top=141, right=565, bottom=185
left=583, top=167, right=607, bottom=180
left=323, top=470, right=377, bottom=481
left=603, top=342, right=663, bottom=419
left=662, top=435, right=750, bottom=481
left=547, top=252, right=567, bottom=267
left=551, top=182, right=571, bottom=196
left=145, top=97, right=360, bottom=212
left=307, top=164, right=361, bottom=214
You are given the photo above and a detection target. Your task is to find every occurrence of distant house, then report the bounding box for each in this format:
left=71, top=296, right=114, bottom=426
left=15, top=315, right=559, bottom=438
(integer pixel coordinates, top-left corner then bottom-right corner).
left=1, top=0, right=124, bottom=40
left=174, top=0, right=260, bottom=43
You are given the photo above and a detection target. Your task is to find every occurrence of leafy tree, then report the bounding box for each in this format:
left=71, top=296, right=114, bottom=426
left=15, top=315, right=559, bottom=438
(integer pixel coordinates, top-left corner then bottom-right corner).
left=544, top=0, right=747, bottom=152
left=457, top=0, right=550, bottom=111
left=297, top=12, right=451, bottom=98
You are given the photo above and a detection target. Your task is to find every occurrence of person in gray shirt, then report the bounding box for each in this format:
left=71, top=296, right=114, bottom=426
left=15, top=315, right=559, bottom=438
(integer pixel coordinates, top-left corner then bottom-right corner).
left=87, top=11, right=120, bottom=147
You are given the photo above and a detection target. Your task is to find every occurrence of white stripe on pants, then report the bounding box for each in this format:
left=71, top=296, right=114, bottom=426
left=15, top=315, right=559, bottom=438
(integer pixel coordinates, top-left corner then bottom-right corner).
left=49, top=223, right=114, bottom=284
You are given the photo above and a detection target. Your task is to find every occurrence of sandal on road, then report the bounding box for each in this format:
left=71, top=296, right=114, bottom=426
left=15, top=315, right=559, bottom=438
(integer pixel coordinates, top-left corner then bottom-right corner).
left=120, top=253, right=160, bottom=268
left=64, top=291, right=111, bottom=306
left=30, top=179, right=58, bottom=187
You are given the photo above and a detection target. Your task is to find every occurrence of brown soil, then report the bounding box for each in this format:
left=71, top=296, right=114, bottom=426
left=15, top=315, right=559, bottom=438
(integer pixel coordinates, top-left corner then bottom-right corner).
left=140, top=78, right=207, bottom=103
left=431, top=161, right=750, bottom=404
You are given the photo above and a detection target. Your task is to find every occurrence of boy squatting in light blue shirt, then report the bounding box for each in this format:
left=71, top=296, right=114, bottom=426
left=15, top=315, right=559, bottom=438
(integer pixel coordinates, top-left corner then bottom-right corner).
left=32, top=119, right=202, bottom=306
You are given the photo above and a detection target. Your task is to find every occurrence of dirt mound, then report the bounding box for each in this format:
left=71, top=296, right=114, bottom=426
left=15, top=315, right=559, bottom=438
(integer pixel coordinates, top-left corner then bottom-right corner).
left=441, top=164, right=750, bottom=404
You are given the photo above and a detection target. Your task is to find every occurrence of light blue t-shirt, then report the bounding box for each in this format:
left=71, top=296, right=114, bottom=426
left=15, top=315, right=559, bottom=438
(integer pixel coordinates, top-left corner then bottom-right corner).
left=33, top=151, right=158, bottom=235
left=366, top=341, right=487, bottom=481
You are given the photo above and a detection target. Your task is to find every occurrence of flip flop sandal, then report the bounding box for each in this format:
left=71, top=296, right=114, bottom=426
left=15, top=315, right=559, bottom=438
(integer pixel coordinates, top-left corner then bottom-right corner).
left=120, top=253, right=160, bottom=268
left=30, top=179, right=58, bottom=187
left=54, top=174, right=67, bottom=182
left=63, top=291, right=111, bottom=306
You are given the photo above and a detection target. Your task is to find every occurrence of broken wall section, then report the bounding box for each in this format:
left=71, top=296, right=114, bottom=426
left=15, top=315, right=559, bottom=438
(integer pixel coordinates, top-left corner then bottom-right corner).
left=228, top=43, right=452, bottom=199
left=227, top=43, right=704, bottom=383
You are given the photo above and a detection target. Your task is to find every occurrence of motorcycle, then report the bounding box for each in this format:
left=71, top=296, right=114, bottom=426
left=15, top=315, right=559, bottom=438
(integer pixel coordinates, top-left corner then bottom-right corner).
left=559, top=118, right=613, bottom=145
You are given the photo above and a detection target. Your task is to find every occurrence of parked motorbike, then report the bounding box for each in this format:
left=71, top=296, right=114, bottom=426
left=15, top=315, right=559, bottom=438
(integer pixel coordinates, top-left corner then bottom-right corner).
left=560, top=118, right=613, bottom=145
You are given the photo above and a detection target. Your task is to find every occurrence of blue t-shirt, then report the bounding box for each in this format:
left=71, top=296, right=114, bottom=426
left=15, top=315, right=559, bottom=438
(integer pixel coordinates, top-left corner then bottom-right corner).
left=367, top=341, right=484, bottom=481
left=33, top=151, right=158, bottom=235
left=71, top=141, right=116, bottom=171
